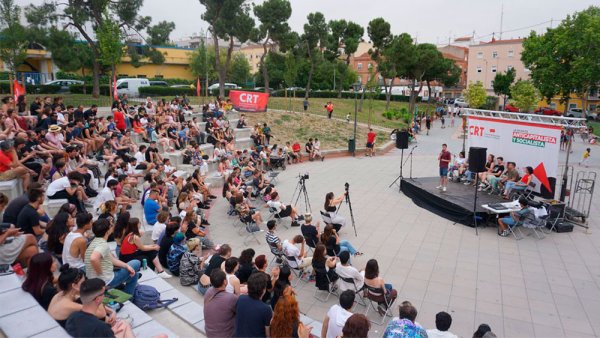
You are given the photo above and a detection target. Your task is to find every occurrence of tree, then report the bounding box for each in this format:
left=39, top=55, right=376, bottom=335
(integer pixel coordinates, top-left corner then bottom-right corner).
left=0, top=0, right=28, bottom=79
left=510, top=80, right=539, bottom=112
left=253, top=0, right=292, bottom=94
left=147, top=21, right=176, bottom=45
left=327, top=19, right=364, bottom=97
left=283, top=52, right=298, bottom=89
left=190, top=41, right=221, bottom=86
left=423, top=53, right=461, bottom=104
left=26, top=0, right=150, bottom=97
left=405, top=43, right=441, bottom=114
left=463, top=81, right=487, bottom=108
left=228, top=53, right=251, bottom=85
left=96, top=17, right=123, bottom=97
left=367, top=18, right=394, bottom=109
left=302, top=12, right=328, bottom=99
left=200, top=0, right=254, bottom=97
left=492, top=68, right=516, bottom=108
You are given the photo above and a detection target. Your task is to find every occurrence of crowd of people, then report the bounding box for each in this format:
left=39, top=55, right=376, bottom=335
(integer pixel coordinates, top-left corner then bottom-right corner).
left=0, top=93, right=501, bottom=338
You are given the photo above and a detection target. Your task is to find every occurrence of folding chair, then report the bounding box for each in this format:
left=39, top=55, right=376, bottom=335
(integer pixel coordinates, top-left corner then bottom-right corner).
left=283, top=254, right=310, bottom=287
left=243, top=222, right=264, bottom=245
left=268, top=171, right=280, bottom=185
left=506, top=208, right=535, bottom=240
left=363, top=284, right=397, bottom=325
left=521, top=211, right=546, bottom=239
left=268, top=207, right=289, bottom=229
left=267, top=239, right=285, bottom=268
left=509, top=182, right=536, bottom=200
left=313, top=267, right=338, bottom=302
left=320, top=210, right=342, bottom=232
left=339, top=276, right=367, bottom=306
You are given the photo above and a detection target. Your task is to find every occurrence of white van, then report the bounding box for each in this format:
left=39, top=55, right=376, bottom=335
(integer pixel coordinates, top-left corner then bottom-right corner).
left=116, top=78, right=151, bottom=97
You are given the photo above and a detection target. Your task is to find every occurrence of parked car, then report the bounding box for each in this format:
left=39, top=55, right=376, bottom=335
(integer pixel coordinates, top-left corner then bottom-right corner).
left=208, top=83, right=240, bottom=95
left=504, top=103, right=520, bottom=112
left=534, top=107, right=562, bottom=116
left=566, top=108, right=588, bottom=119
left=44, top=79, right=84, bottom=93
left=286, top=87, right=304, bottom=91
left=149, top=81, right=168, bottom=87
left=170, top=84, right=192, bottom=88
left=454, top=97, right=469, bottom=108
left=254, top=87, right=274, bottom=92
left=116, top=78, right=151, bottom=97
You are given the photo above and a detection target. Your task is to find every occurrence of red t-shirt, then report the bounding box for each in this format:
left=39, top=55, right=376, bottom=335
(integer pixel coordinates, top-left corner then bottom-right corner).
left=292, top=143, right=301, bottom=152
left=367, top=132, right=376, bottom=144
left=0, top=151, right=13, bottom=172
left=114, top=111, right=126, bottom=131
left=439, top=150, right=451, bottom=168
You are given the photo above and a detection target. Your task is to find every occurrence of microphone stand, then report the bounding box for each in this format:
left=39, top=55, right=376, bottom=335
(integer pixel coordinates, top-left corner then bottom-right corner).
left=402, top=145, right=417, bottom=180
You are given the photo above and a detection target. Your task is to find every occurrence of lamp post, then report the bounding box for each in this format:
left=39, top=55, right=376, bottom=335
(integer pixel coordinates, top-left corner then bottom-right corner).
left=352, top=82, right=361, bottom=157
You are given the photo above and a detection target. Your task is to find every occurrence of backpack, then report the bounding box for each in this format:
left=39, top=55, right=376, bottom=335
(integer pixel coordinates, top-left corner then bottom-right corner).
left=132, top=284, right=178, bottom=310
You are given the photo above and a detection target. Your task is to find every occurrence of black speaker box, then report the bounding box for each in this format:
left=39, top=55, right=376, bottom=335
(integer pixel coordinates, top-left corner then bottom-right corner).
left=396, top=131, right=409, bottom=149
left=468, top=147, right=487, bottom=173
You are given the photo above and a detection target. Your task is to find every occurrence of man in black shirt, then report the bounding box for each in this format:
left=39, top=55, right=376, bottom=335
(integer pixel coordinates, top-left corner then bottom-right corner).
left=66, top=278, right=130, bottom=338
left=145, top=141, right=161, bottom=163
left=29, top=97, right=42, bottom=116
left=84, top=105, right=98, bottom=121
left=16, top=188, right=45, bottom=238
left=300, top=214, right=320, bottom=249
left=74, top=105, right=85, bottom=121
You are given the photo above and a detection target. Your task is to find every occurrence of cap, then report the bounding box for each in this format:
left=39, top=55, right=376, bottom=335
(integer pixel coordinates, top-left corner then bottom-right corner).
left=173, top=232, right=185, bottom=244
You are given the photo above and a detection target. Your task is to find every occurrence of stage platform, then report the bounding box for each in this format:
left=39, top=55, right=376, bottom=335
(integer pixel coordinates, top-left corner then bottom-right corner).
left=400, top=177, right=505, bottom=226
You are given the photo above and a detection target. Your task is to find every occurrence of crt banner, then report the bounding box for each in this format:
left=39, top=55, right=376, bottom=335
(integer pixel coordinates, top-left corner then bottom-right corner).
left=467, top=115, right=561, bottom=193
left=229, top=90, right=270, bottom=112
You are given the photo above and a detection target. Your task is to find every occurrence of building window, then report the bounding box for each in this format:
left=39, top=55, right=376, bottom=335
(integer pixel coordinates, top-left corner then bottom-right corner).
left=357, top=63, right=363, bottom=70
left=477, top=66, right=482, bottom=73
left=154, top=75, right=164, bottom=79
left=357, top=76, right=362, bottom=83
left=477, top=52, right=483, bottom=59
left=491, top=66, right=497, bottom=73
left=569, top=103, right=577, bottom=110
left=507, top=65, right=514, bottom=71
left=508, top=50, right=514, bottom=58
left=137, top=75, right=147, bottom=78
left=492, top=51, right=498, bottom=59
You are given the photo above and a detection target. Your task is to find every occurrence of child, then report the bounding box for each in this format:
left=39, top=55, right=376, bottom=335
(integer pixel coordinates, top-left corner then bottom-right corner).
left=580, top=148, right=591, bottom=167
left=346, top=113, right=350, bottom=123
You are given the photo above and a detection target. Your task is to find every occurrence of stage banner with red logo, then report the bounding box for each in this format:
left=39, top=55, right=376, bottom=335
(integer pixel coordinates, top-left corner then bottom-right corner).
left=467, top=114, right=561, bottom=193
left=229, top=90, right=269, bottom=112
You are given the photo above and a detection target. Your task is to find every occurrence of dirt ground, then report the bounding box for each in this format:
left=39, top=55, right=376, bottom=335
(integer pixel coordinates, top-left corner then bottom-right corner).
left=243, top=111, right=390, bottom=150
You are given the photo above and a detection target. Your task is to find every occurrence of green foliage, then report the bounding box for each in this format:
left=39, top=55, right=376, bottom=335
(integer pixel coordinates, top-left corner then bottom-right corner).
left=382, top=107, right=411, bottom=120
left=283, top=52, right=298, bottom=88
left=96, top=18, right=123, bottom=68
left=0, top=0, right=28, bottom=75
left=69, top=84, right=112, bottom=96
left=138, top=86, right=195, bottom=97
left=0, top=83, right=61, bottom=94
left=510, top=80, right=539, bottom=112
left=463, top=81, right=487, bottom=108
left=270, top=89, right=419, bottom=102
left=482, top=96, right=499, bottom=110
left=228, top=53, right=251, bottom=85
left=492, top=68, right=515, bottom=98
left=147, top=21, right=176, bottom=46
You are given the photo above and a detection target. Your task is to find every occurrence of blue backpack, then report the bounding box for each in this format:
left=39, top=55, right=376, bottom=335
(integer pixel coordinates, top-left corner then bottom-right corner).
left=132, top=284, right=178, bottom=310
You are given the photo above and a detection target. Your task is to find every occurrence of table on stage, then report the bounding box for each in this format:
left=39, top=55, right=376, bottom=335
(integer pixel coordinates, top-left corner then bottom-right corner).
left=481, top=200, right=521, bottom=226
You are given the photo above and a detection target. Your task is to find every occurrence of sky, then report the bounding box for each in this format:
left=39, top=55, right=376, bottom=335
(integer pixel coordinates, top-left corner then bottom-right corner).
left=22, top=0, right=598, bottom=45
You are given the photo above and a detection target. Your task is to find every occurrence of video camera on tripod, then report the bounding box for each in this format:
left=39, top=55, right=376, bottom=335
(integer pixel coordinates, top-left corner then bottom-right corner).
left=298, top=173, right=310, bottom=181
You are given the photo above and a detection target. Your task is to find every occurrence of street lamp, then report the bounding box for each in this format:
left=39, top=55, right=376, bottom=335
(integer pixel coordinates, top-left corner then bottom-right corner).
left=352, top=82, right=361, bottom=157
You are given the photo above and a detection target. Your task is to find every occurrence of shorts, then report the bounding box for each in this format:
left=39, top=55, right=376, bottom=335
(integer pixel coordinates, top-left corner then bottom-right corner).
left=278, top=205, right=293, bottom=218
left=501, top=216, right=517, bottom=227
left=366, top=142, right=374, bottom=149
left=439, top=167, right=448, bottom=177
left=0, top=235, right=25, bottom=264
left=0, top=170, right=17, bottom=181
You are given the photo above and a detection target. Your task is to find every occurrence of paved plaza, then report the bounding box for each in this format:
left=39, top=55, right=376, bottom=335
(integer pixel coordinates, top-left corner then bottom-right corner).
left=139, top=120, right=600, bottom=337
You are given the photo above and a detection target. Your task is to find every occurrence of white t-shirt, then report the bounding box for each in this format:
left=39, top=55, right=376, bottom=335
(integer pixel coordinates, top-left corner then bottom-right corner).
left=151, top=222, right=166, bottom=242
left=134, top=151, right=145, bottom=163
left=426, top=329, right=458, bottom=338
left=335, top=262, right=364, bottom=292
left=47, top=177, right=71, bottom=197
left=94, top=186, right=115, bottom=211
left=267, top=200, right=284, bottom=212
left=326, top=304, right=353, bottom=338
left=282, top=240, right=300, bottom=268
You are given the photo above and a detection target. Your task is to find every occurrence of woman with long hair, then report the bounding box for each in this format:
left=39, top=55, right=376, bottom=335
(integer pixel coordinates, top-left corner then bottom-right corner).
left=363, top=259, right=397, bottom=311
left=236, top=248, right=255, bottom=284
left=324, top=192, right=347, bottom=230
left=503, top=166, right=534, bottom=199
left=112, top=211, right=130, bottom=252
left=320, top=224, right=362, bottom=257
left=270, top=294, right=301, bottom=338
left=311, top=244, right=338, bottom=291
left=270, top=265, right=293, bottom=310
left=119, top=218, right=171, bottom=279
left=48, top=264, right=111, bottom=328
left=45, top=211, right=73, bottom=261
left=22, top=252, right=58, bottom=310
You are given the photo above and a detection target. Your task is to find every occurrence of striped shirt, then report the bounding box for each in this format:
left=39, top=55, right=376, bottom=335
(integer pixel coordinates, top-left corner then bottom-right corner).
left=265, top=231, right=282, bottom=255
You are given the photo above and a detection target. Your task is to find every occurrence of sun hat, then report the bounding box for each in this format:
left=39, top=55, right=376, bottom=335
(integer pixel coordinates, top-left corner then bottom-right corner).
left=49, top=125, right=62, bottom=133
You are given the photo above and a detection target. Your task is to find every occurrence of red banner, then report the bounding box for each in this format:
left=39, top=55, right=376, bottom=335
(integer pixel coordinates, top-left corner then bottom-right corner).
left=196, top=78, right=201, bottom=97
left=229, top=90, right=270, bottom=112
left=13, top=80, right=24, bottom=101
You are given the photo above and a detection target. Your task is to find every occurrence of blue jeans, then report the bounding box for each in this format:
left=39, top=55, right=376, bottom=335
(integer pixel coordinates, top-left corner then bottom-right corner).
left=385, top=283, right=393, bottom=291
left=108, top=260, right=140, bottom=295
left=338, top=240, right=357, bottom=255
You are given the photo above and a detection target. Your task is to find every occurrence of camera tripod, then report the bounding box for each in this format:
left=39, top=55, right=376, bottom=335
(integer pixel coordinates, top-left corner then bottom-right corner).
left=336, top=182, right=358, bottom=237
left=291, top=176, right=312, bottom=213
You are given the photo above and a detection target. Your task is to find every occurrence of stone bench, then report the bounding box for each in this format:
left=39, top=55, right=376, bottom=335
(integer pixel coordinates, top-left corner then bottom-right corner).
left=234, top=137, right=254, bottom=151
left=235, top=128, right=251, bottom=140
left=0, top=179, right=22, bottom=201
left=44, top=198, right=69, bottom=218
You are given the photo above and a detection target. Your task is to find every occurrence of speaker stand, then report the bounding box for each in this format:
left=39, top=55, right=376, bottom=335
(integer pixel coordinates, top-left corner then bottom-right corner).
left=389, top=148, right=404, bottom=191
left=473, top=174, right=480, bottom=236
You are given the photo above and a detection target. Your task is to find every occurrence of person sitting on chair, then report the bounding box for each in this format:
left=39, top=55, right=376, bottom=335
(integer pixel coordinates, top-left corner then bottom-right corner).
left=300, top=214, right=320, bottom=249
left=267, top=191, right=302, bottom=226
left=324, top=192, right=346, bottom=231
left=282, top=235, right=312, bottom=271
left=497, top=198, right=530, bottom=237
left=503, top=166, right=533, bottom=199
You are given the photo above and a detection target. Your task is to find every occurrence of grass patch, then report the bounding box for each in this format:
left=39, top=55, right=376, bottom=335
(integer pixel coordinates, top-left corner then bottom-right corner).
left=244, top=111, right=389, bottom=151
left=588, top=121, right=600, bottom=137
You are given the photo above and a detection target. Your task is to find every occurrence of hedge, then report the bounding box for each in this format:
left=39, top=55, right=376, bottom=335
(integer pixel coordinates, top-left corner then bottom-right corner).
left=0, top=83, right=62, bottom=95
left=69, top=84, right=112, bottom=96
left=269, top=89, right=422, bottom=102
left=139, top=86, right=196, bottom=96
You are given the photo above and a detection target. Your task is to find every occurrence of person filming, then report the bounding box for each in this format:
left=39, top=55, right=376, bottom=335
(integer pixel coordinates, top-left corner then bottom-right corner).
left=324, top=192, right=347, bottom=231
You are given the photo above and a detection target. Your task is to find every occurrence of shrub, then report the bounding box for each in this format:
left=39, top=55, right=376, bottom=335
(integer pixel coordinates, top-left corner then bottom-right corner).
left=139, top=86, right=196, bottom=97
left=69, top=84, right=112, bottom=96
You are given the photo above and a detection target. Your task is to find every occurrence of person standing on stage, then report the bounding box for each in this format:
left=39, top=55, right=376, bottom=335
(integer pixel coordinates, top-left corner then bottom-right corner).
left=437, top=144, right=451, bottom=192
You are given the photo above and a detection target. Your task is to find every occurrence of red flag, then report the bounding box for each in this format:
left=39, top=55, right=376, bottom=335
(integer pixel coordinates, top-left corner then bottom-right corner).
left=13, top=80, right=25, bottom=101
left=112, top=74, right=118, bottom=99
left=533, top=162, right=552, bottom=192
left=196, top=78, right=201, bottom=97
